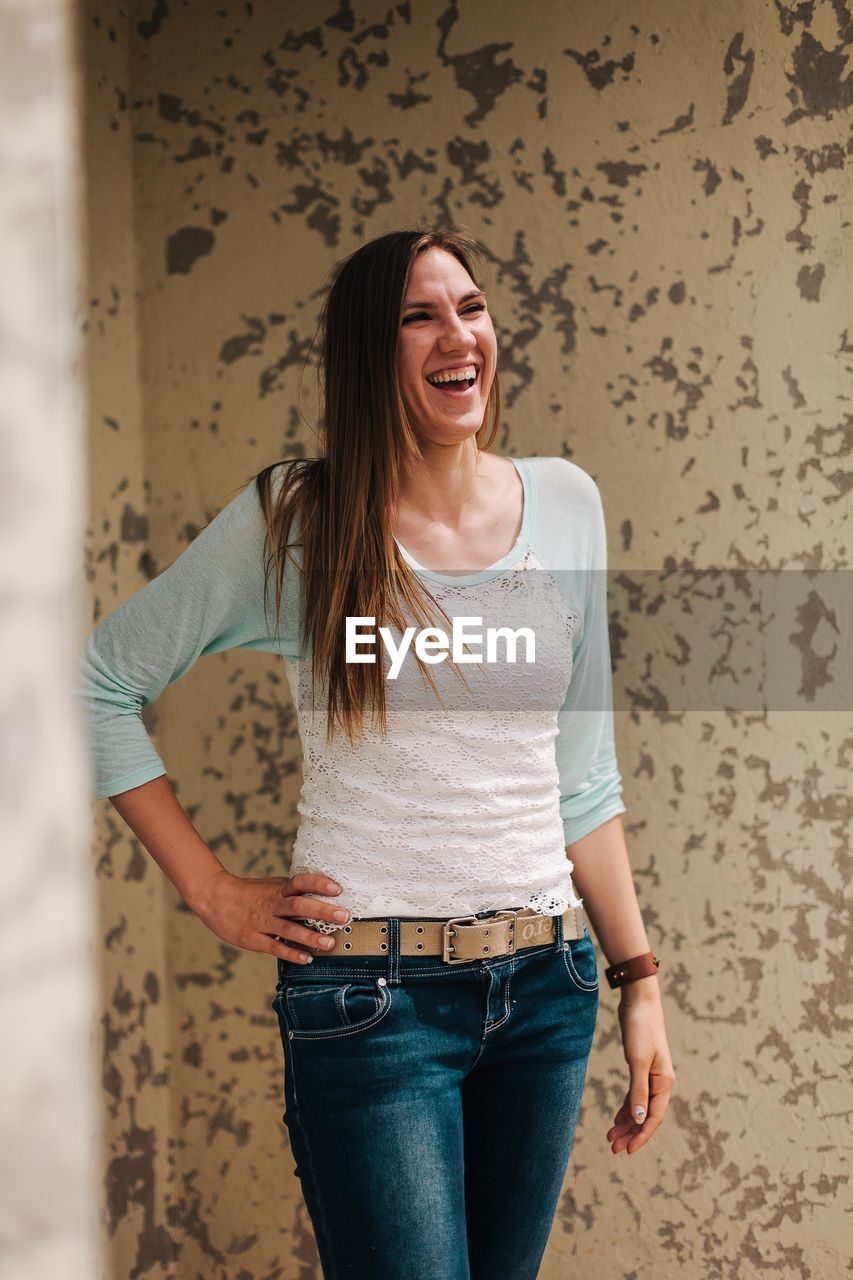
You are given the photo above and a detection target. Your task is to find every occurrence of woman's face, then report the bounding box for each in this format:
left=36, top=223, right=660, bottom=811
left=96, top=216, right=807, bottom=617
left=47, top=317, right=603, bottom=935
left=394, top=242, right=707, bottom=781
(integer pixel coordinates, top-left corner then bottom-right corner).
left=397, top=247, right=497, bottom=446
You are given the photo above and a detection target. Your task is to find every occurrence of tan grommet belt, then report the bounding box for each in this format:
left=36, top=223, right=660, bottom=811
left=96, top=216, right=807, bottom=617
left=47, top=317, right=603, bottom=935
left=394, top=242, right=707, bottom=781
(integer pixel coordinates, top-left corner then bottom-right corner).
left=308, top=905, right=586, bottom=963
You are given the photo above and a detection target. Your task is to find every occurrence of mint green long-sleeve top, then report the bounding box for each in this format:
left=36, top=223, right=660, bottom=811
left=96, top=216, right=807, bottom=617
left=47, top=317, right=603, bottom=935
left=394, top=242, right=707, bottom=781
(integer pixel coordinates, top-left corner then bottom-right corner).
left=77, top=455, right=626, bottom=922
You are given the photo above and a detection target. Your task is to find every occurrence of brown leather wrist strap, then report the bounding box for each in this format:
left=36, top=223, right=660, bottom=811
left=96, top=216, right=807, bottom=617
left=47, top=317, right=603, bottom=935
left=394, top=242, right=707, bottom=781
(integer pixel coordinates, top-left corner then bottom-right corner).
left=605, top=951, right=660, bottom=989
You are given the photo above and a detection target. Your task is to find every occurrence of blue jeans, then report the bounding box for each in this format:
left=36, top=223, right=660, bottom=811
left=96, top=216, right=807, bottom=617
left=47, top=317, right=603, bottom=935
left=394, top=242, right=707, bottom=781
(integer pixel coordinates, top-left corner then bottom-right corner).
left=271, top=907, right=600, bottom=1280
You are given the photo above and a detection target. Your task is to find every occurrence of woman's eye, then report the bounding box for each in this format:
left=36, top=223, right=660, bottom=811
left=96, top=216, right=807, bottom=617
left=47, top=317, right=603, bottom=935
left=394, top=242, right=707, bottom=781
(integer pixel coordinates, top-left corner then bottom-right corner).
left=402, top=304, right=486, bottom=325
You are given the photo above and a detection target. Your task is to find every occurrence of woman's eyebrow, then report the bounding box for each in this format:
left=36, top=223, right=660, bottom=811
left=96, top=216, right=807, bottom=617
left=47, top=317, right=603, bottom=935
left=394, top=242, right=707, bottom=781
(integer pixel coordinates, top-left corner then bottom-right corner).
left=402, top=289, right=486, bottom=310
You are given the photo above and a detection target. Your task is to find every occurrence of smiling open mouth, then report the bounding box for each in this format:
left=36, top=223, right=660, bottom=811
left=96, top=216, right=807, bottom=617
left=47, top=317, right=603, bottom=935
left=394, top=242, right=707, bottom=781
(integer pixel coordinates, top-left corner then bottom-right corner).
left=425, top=368, right=480, bottom=395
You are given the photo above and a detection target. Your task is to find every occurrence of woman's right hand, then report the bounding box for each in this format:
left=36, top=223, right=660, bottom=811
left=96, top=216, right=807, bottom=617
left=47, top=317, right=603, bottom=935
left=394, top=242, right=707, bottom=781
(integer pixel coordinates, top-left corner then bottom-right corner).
left=192, top=870, right=351, bottom=964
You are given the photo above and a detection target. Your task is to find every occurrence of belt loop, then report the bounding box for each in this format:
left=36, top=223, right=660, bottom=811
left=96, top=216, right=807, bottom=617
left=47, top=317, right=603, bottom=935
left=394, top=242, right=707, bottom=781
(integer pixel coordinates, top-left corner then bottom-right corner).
left=555, top=910, right=565, bottom=948
left=387, top=917, right=401, bottom=985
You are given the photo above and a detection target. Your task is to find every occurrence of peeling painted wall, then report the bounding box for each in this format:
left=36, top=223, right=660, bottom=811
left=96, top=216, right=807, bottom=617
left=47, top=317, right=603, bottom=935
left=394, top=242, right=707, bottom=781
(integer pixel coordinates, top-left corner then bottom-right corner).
left=81, top=1, right=851, bottom=1276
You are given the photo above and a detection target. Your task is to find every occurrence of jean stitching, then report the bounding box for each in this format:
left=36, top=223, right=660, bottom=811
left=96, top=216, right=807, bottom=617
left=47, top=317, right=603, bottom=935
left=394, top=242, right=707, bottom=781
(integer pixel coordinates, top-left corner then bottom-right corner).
left=561, top=942, right=599, bottom=992
left=468, top=968, right=490, bottom=1071
left=279, top=1015, right=340, bottom=1280
left=485, top=970, right=512, bottom=1031
left=287, top=984, right=352, bottom=999
left=281, top=941, right=559, bottom=982
left=483, top=950, right=518, bottom=1032
left=286, top=981, right=393, bottom=1040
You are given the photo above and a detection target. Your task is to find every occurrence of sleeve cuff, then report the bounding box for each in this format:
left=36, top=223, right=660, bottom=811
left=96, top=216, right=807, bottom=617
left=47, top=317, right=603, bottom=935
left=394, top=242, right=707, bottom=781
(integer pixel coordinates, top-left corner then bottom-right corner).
left=562, top=797, right=627, bottom=848
left=91, top=762, right=168, bottom=801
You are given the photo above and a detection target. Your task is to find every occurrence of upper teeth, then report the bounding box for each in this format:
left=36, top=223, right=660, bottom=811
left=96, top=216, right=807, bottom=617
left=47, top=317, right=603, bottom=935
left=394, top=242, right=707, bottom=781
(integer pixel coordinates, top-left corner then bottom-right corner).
left=426, top=365, right=478, bottom=385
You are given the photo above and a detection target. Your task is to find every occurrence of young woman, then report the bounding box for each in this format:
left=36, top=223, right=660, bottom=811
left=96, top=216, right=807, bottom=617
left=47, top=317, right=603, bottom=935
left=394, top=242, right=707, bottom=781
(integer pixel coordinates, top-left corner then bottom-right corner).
left=79, top=226, right=675, bottom=1279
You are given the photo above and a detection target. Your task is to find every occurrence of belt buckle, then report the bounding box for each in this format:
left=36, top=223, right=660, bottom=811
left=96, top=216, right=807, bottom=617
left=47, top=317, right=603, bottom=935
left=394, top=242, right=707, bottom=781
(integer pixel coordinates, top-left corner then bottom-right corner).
left=442, top=916, right=481, bottom=964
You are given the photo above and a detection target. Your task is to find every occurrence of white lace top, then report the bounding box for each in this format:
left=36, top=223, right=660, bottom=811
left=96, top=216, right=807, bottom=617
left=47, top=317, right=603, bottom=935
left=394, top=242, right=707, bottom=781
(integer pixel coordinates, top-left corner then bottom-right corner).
left=77, top=455, right=626, bottom=928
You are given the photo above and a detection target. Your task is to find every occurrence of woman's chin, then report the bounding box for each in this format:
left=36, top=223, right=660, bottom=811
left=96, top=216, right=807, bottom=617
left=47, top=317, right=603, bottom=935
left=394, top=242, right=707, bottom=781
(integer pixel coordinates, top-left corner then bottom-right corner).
left=416, top=398, right=486, bottom=430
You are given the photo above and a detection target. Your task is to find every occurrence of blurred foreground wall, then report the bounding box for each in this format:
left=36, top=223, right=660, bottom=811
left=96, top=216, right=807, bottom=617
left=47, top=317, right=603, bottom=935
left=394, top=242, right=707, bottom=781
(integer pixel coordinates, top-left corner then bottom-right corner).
left=0, top=0, right=99, bottom=1277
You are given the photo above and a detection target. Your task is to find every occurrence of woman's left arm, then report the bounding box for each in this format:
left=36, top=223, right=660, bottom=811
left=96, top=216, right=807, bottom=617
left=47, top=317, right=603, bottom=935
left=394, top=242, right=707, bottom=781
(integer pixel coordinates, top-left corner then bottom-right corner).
left=567, top=812, right=677, bottom=1156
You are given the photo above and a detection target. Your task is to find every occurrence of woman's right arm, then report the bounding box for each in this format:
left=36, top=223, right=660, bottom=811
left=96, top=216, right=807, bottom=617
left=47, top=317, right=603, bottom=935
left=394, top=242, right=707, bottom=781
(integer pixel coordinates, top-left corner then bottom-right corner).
left=80, top=468, right=346, bottom=961
left=108, top=774, right=228, bottom=908
left=108, top=773, right=348, bottom=963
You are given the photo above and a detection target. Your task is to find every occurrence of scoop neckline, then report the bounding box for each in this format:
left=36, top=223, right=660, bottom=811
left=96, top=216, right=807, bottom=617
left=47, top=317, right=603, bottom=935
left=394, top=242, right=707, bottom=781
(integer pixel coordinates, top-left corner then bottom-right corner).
left=393, top=456, right=537, bottom=586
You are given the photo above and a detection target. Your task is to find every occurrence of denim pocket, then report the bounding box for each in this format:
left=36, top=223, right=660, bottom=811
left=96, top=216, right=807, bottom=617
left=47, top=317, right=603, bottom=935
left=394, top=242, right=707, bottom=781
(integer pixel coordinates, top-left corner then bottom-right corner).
left=278, top=976, right=392, bottom=1040
left=561, top=931, right=600, bottom=993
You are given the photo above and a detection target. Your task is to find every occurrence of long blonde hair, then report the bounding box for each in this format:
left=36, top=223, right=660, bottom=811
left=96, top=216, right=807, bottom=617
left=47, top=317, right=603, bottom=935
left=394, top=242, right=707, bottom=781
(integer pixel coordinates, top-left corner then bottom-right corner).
left=255, top=225, right=501, bottom=744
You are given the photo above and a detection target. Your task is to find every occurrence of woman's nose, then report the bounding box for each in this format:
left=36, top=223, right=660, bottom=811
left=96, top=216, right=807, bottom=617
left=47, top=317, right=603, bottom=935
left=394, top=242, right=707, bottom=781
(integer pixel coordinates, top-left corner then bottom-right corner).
left=437, top=314, right=475, bottom=349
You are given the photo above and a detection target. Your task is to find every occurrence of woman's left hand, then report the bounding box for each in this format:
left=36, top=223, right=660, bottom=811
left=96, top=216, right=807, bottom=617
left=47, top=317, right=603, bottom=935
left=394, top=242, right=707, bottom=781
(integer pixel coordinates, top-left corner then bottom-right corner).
left=607, top=978, right=676, bottom=1155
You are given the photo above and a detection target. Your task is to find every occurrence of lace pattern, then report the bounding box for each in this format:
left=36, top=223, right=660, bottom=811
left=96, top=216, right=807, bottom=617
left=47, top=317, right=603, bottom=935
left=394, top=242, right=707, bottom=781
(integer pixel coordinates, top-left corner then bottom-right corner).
left=285, top=547, right=585, bottom=933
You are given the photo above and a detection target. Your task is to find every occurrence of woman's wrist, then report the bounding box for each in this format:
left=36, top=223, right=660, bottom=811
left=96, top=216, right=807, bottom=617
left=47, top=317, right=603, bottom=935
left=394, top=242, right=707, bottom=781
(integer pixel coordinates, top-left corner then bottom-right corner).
left=618, top=972, right=662, bottom=1004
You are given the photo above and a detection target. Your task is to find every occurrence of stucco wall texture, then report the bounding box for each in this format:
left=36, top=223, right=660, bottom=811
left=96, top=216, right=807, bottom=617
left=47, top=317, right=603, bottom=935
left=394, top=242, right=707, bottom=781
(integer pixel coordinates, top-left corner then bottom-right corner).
left=80, top=2, right=850, bottom=1278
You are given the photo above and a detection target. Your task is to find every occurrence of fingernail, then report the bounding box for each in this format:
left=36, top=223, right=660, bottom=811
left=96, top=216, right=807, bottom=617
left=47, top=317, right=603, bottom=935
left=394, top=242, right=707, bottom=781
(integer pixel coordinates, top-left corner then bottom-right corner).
left=325, top=882, right=341, bottom=893
left=333, top=909, right=350, bottom=922
left=633, top=1105, right=646, bottom=1121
